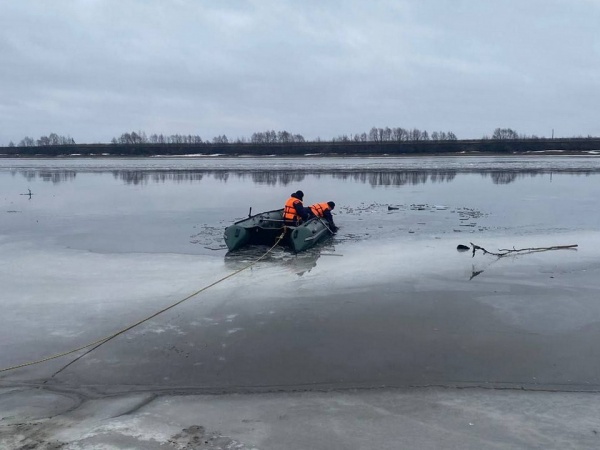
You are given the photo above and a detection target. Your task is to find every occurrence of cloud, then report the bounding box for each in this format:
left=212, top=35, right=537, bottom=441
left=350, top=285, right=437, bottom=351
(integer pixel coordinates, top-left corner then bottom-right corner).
left=1, top=0, right=599, bottom=144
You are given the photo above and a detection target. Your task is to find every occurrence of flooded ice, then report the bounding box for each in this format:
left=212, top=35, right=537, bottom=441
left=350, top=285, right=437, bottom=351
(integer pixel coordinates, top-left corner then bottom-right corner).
left=2, top=156, right=600, bottom=381
left=2, top=156, right=600, bottom=449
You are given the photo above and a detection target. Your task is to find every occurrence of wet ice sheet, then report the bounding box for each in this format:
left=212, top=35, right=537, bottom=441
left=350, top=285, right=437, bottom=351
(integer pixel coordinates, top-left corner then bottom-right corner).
left=2, top=156, right=600, bottom=392
left=2, top=230, right=600, bottom=391
left=3, top=387, right=600, bottom=450
left=3, top=156, right=600, bottom=449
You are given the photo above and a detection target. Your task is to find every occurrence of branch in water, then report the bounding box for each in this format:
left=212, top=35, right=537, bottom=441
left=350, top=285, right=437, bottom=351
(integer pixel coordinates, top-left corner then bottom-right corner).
left=469, top=243, right=578, bottom=258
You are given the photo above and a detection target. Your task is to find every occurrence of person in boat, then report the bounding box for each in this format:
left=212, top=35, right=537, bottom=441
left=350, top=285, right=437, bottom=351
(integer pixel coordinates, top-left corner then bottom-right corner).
left=283, top=190, right=310, bottom=226
left=309, top=201, right=338, bottom=232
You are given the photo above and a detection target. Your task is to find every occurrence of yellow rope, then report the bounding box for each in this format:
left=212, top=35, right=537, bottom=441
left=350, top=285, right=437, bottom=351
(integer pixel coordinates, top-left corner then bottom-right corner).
left=0, top=230, right=286, bottom=374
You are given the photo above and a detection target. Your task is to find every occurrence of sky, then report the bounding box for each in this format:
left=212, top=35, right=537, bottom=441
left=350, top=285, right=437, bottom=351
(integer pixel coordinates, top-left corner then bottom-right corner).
left=1, top=0, right=599, bottom=145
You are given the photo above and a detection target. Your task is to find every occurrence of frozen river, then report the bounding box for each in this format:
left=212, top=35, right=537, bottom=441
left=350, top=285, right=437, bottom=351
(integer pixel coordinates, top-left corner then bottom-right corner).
left=1, top=155, right=600, bottom=448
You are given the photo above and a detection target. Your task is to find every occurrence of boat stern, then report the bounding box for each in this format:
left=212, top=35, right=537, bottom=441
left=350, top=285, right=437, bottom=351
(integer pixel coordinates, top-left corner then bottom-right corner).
left=289, top=218, right=332, bottom=252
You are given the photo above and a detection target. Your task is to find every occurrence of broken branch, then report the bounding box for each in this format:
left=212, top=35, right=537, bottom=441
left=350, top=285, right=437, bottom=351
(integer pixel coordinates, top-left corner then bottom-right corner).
left=470, top=243, right=578, bottom=258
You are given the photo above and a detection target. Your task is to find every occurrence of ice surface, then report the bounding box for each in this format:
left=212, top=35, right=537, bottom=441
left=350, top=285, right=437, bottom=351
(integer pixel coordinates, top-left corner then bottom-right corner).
left=2, top=156, right=600, bottom=449
left=3, top=387, right=600, bottom=449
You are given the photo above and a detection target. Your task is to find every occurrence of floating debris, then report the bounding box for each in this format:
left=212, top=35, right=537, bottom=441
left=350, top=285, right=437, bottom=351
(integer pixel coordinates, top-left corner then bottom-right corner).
left=469, top=242, right=578, bottom=258
left=19, top=188, right=33, bottom=199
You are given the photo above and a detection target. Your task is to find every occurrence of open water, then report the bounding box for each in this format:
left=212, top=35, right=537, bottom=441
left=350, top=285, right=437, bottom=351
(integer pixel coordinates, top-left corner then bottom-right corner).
left=2, top=155, right=600, bottom=256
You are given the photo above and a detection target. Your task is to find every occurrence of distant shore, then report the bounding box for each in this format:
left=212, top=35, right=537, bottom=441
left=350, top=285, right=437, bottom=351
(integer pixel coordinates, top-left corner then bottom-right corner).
left=1, top=138, right=600, bottom=158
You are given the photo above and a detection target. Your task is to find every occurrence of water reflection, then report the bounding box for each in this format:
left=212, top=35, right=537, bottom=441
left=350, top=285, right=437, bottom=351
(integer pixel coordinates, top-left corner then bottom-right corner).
left=485, top=171, right=539, bottom=184
left=112, top=170, right=204, bottom=184
left=17, top=170, right=77, bottom=184
left=10, top=168, right=598, bottom=186
left=330, top=171, right=456, bottom=186
left=486, top=172, right=517, bottom=184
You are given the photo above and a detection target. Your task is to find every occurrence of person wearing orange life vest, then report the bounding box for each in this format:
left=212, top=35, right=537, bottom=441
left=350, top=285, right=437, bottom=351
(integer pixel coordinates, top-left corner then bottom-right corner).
left=283, top=190, right=310, bottom=225
left=309, top=201, right=338, bottom=232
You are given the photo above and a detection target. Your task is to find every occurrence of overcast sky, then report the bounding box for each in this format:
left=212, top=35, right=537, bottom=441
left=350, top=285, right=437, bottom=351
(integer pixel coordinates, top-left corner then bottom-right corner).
left=1, top=0, right=599, bottom=145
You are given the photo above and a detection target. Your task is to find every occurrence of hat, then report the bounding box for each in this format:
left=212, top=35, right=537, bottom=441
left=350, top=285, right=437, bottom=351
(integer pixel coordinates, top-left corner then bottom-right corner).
left=294, top=190, right=304, bottom=199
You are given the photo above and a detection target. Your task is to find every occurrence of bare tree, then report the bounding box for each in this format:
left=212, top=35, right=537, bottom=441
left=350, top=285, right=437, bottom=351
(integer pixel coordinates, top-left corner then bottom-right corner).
left=266, top=130, right=277, bottom=143
left=278, top=131, right=291, bottom=143
left=37, top=135, right=50, bottom=146
left=368, top=127, right=379, bottom=142
left=392, top=127, right=407, bottom=141
left=48, top=133, right=60, bottom=145
left=382, top=127, right=391, bottom=141
left=212, top=135, right=228, bottom=144
left=492, top=128, right=519, bottom=139
left=251, top=132, right=264, bottom=143
left=333, top=134, right=350, bottom=142
left=409, top=128, right=422, bottom=141
left=18, top=137, right=35, bottom=147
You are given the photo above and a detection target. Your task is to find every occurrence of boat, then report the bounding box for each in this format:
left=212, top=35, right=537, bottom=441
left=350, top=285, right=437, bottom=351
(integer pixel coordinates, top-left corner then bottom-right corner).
left=223, top=208, right=334, bottom=253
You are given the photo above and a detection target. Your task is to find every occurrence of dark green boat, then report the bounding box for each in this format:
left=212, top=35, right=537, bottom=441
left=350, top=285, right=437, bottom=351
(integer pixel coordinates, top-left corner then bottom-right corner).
left=223, top=208, right=334, bottom=253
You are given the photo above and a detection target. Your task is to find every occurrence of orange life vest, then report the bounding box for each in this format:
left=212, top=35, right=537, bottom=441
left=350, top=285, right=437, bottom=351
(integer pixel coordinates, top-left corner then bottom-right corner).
left=284, top=197, right=303, bottom=223
left=310, top=202, right=329, bottom=218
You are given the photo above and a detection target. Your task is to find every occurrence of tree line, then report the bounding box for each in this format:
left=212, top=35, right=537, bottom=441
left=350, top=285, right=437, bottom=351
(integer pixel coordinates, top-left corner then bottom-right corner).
left=109, top=127, right=457, bottom=146
left=108, top=130, right=307, bottom=145
left=331, top=127, right=457, bottom=143
left=9, top=133, right=76, bottom=147
left=6, top=127, right=595, bottom=149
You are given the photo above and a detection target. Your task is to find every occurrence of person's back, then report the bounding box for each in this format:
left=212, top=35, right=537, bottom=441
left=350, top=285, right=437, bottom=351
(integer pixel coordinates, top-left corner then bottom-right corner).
left=283, top=190, right=309, bottom=225
left=309, top=201, right=338, bottom=232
